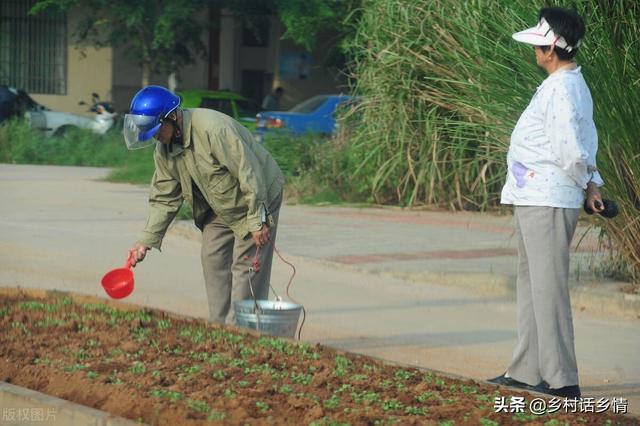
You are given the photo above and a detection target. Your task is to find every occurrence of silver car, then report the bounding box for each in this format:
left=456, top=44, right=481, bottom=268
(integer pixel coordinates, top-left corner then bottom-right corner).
left=0, top=86, right=114, bottom=137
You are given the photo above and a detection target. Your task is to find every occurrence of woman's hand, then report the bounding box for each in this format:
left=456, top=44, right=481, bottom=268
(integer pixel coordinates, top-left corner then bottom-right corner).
left=586, top=182, right=604, bottom=213
left=251, top=225, right=270, bottom=248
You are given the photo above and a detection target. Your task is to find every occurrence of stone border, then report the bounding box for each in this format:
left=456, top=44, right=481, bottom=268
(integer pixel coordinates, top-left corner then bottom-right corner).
left=0, top=381, right=143, bottom=426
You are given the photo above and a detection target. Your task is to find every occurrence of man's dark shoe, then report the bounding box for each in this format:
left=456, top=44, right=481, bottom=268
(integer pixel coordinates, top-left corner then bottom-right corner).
left=531, top=382, right=581, bottom=398
left=487, top=373, right=536, bottom=390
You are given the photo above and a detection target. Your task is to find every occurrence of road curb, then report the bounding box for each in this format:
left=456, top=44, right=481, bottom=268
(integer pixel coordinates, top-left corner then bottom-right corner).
left=168, top=221, right=639, bottom=321
left=0, top=381, right=143, bottom=426
left=392, top=269, right=639, bottom=320
left=571, top=283, right=640, bottom=320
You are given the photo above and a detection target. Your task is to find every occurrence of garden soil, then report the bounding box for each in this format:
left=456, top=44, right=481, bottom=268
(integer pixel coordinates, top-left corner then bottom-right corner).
left=0, top=290, right=635, bottom=425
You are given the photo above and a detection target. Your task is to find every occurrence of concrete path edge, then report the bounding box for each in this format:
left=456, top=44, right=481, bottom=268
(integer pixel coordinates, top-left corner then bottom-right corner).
left=0, top=381, right=144, bottom=426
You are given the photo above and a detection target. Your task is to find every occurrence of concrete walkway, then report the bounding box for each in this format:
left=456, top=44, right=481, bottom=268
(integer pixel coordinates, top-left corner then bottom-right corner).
left=1, top=164, right=638, bottom=416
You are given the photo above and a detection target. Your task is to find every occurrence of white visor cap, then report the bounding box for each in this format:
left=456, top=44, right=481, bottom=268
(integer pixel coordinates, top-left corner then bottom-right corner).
left=512, top=18, right=580, bottom=52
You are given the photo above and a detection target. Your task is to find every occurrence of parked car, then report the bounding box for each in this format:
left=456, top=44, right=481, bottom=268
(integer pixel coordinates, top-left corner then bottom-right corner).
left=177, top=90, right=260, bottom=132
left=0, top=85, right=115, bottom=137
left=255, top=95, right=356, bottom=142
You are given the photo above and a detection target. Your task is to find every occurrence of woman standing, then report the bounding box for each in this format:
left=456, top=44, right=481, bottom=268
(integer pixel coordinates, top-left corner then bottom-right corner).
left=489, top=7, right=604, bottom=399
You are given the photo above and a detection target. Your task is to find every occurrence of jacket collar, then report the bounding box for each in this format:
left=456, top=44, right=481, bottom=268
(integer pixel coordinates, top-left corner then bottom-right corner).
left=166, top=109, right=192, bottom=158
left=181, top=108, right=192, bottom=149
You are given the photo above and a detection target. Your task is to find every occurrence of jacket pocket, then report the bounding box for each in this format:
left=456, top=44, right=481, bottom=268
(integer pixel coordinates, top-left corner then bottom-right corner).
left=209, top=174, right=247, bottom=216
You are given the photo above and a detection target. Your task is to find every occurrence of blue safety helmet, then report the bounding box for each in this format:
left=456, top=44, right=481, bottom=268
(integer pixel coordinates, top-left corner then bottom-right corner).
left=123, top=85, right=180, bottom=150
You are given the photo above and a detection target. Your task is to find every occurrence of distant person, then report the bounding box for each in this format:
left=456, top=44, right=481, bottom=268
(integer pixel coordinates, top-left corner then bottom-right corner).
left=123, top=86, right=284, bottom=324
left=261, top=87, right=284, bottom=111
left=488, top=7, right=604, bottom=399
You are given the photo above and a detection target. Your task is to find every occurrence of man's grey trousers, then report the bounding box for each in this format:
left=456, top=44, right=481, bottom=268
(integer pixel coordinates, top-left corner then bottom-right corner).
left=507, top=206, right=580, bottom=389
left=200, top=193, right=282, bottom=324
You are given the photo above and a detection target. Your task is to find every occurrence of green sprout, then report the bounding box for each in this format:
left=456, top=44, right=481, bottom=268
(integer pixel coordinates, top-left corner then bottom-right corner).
left=381, top=399, right=403, bottom=411
left=187, top=399, right=210, bottom=414
left=291, top=372, right=312, bottom=386
left=476, top=394, right=493, bottom=402
left=323, top=394, right=341, bottom=410
left=156, top=319, right=172, bottom=330
left=129, top=361, right=146, bottom=375
left=278, top=384, right=293, bottom=394
left=255, top=401, right=270, bottom=412
left=208, top=410, right=226, bottom=421
left=333, top=355, right=352, bottom=378
left=460, top=384, right=478, bottom=394
left=150, top=389, right=183, bottom=402
left=352, top=390, right=380, bottom=404
left=19, top=301, right=46, bottom=310
left=33, top=357, right=52, bottom=366
left=74, top=349, right=89, bottom=361
left=239, top=346, right=258, bottom=358
left=35, top=317, right=66, bottom=328
left=416, top=392, right=435, bottom=403
left=350, top=373, right=369, bottom=382
left=212, top=370, right=226, bottom=380
left=107, top=370, right=123, bottom=385
left=394, top=370, right=414, bottom=381
left=405, top=406, right=426, bottom=415
left=184, top=365, right=201, bottom=375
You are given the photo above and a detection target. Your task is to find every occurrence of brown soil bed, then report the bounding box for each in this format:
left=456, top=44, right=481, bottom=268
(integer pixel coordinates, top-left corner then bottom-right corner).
left=0, top=289, right=635, bottom=425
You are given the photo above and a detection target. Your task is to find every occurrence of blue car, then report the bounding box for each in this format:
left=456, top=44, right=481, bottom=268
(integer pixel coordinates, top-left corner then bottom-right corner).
left=255, top=94, right=356, bottom=142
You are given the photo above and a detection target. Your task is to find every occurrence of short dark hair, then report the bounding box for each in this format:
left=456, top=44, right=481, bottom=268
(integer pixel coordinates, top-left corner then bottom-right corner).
left=274, top=87, right=284, bottom=95
left=538, top=7, right=585, bottom=60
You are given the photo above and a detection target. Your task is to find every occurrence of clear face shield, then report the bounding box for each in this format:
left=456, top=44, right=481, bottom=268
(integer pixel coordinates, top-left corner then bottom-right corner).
left=123, top=114, right=161, bottom=150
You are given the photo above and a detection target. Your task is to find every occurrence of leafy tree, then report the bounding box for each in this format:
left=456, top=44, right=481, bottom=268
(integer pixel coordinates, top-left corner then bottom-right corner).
left=30, top=0, right=209, bottom=87
left=31, top=0, right=361, bottom=88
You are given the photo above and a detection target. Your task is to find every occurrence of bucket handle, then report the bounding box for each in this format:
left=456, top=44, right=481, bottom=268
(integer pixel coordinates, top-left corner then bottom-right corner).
left=247, top=272, right=265, bottom=333
left=248, top=245, right=304, bottom=339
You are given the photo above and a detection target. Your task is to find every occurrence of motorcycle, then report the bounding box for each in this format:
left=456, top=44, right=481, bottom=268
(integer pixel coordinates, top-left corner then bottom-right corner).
left=79, top=92, right=117, bottom=135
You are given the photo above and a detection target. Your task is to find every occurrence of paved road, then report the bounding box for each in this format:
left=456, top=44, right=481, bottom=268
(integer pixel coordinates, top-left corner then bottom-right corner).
left=1, top=164, right=638, bottom=416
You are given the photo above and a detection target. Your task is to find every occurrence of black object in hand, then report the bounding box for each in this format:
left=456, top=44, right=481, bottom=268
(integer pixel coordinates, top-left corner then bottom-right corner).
left=583, top=199, right=618, bottom=219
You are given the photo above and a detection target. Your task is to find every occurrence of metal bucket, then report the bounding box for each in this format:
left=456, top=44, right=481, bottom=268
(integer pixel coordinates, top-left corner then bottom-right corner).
left=234, top=300, right=302, bottom=338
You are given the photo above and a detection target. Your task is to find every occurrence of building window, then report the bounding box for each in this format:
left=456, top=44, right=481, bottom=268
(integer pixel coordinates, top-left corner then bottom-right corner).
left=0, top=0, right=67, bottom=94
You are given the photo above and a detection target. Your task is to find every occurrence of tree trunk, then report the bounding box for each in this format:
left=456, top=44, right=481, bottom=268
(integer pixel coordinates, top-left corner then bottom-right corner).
left=142, top=61, right=151, bottom=87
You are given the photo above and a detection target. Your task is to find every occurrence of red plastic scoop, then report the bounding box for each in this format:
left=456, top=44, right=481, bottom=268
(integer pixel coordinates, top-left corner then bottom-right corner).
left=101, top=251, right=135, bottom=299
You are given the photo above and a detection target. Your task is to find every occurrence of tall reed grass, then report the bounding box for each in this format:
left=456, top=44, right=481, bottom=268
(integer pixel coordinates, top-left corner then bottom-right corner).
left=323, top=0, right=640, bottom=282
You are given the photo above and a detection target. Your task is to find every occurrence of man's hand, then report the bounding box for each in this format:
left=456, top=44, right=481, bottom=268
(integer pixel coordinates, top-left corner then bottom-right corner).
left=586, top=182, right=604, bottom=213
left=128, top=243, right=149, bottom=267
left=251, top=225, right=270, bottom=248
